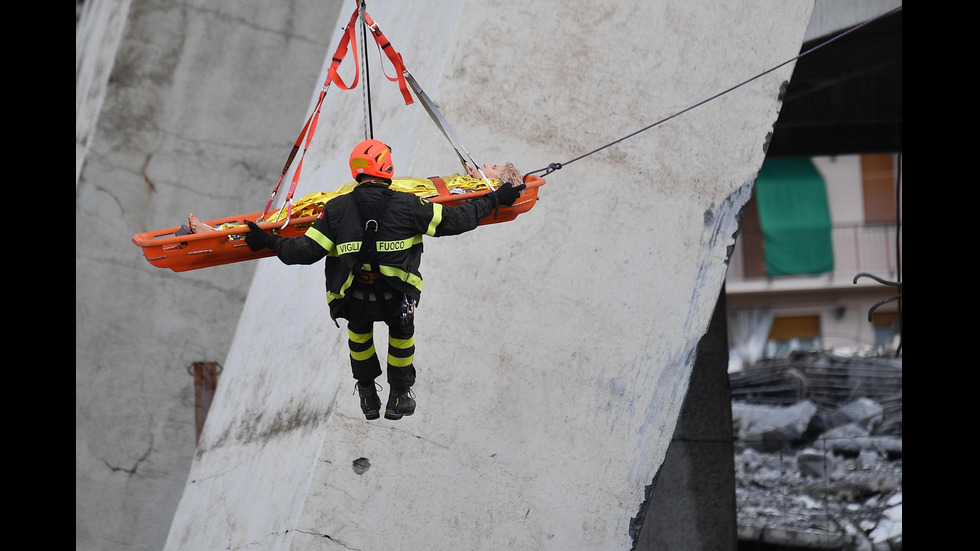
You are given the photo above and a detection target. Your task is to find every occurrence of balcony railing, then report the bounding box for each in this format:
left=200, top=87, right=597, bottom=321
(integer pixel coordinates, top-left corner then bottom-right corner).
left=727, top=223, right=901, bottom=288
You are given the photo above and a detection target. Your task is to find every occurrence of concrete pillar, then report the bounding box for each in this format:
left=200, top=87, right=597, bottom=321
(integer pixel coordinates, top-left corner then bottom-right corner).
left=635, top=288, right=737, bottom=550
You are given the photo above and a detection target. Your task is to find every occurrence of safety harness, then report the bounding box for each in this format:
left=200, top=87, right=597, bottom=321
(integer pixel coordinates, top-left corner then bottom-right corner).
left=350, top=183, right=417, bottom=325
left=351, top=184, right=394, bottom=278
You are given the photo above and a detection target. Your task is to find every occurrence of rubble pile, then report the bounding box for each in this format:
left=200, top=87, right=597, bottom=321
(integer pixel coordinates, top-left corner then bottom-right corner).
left=729, top=351, right=902, bottom=551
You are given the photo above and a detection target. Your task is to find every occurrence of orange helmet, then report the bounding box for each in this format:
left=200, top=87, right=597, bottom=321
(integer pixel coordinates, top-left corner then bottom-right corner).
left=349, top=139, right=394, bottom=181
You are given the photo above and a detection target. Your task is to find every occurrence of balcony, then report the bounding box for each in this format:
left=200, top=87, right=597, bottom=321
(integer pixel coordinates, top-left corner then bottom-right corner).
left=726, top=222, right=901, bottom=295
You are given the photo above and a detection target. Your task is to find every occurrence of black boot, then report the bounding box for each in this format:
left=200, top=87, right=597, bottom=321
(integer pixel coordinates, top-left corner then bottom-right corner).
left=385, top=387, right=416, bottom=420
left=355, top=381, right=381, bottom=420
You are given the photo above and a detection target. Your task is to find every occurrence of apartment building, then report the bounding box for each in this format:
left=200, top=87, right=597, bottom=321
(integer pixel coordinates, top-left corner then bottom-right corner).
left=725, top=153, right=902, bottom=370
left=721, top=2, right=902, bottom=371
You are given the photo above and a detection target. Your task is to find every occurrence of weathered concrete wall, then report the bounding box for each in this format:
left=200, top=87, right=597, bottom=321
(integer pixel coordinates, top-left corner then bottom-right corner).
left=75, top=1, right=346, bottom=549
left=637, top=290, right=738, bottom=549
left=160, top=2, right=813, bottom=550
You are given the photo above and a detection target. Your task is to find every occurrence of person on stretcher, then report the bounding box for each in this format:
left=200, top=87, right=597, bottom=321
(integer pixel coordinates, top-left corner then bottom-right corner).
left=183, top=163, right=523, bottom=234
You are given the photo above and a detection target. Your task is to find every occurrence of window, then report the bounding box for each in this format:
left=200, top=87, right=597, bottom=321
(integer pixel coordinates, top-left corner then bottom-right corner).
left=871, top=311, right=900, bottom=348
left=861, top=154, right=897, bottom=224
left=765, top=315, right=821, bottom=359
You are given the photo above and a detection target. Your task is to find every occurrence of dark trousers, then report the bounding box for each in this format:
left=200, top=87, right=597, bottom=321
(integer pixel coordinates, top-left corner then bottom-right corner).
left=345, top=291, right=416, bottom=390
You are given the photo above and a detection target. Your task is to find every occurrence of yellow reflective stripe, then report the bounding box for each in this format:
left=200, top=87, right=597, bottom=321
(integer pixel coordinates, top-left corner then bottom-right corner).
left=305, top=227, right=334, bottom=252
left=389, top=336, right=414, bottom=349
left=348, top=328, right=376, bottom=361
left=377, top=265, right=423, bottom=293
left=387, top=353, right=414, bottom=368
left=327, top=273, right=357, bottom=303
left=348, top=329, right=373, bottom=344
left=333, top=237, right=423, bottom=257
left=335, top=241, right=361, bottom=256
left=351, top=346, right=376, bottom=361
left=388, top=335, right=415, bottom=366
left=426, top=204, right=443, bottom=236
left=375, top=236, right=421, bottom=253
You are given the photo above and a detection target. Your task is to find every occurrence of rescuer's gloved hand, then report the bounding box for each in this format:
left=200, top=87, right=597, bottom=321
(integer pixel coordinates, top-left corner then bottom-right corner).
left=491, top=182, right=526, bottom=207
left=245, top=221, right=278, bottom=252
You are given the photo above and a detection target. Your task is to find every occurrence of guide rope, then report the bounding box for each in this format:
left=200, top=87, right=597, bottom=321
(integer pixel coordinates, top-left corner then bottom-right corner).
left=525, top=6, right=902, bottom=178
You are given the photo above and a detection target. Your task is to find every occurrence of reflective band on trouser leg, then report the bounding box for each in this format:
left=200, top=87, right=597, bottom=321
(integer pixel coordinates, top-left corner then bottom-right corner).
left=386, top=326, right=416, bottom=389
left=387, top=335, right=415, bottom=368
left=348, top=326, right=382, bottom=381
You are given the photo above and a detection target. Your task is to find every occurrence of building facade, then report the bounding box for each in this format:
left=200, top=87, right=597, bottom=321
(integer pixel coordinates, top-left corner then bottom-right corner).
left=725, top=153, right=902, bottom=370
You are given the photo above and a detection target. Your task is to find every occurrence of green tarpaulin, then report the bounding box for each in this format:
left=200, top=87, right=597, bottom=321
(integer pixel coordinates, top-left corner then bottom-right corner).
left=755, top=158, right=834, bottom=276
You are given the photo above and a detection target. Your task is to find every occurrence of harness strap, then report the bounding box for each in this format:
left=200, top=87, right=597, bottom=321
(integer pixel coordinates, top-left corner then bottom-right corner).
left=352, top=185, right=395, bottom=275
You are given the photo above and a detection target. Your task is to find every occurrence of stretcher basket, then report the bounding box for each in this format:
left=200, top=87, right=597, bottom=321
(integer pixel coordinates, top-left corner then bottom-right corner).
left=132, top=175, right=544, bottom=272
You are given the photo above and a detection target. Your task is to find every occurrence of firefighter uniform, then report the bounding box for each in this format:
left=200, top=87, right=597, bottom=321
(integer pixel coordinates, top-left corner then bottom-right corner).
left=265, top=180, right=502, bottom=390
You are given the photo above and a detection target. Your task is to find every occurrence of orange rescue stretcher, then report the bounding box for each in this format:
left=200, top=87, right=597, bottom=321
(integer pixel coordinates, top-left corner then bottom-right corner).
left=131, top=174, right=544, bottom=273
left=132, top=4, right=548, bottom=273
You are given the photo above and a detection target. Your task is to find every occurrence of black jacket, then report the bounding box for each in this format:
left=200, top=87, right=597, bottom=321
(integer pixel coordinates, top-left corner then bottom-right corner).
left=269, top=181, right=498, bottom=319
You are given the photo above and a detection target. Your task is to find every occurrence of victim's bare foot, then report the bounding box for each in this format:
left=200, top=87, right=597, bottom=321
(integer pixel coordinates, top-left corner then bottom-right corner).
left=188, top=213, right=215, bottom=233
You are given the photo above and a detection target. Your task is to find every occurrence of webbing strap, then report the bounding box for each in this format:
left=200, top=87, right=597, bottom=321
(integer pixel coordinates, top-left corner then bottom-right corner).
left=261, top=5, right=413, bottom=224
left=429, top=176, right=451, bottom=199
left=327, top=9, right=362, bottom=91
left=357, top=11, right=413, bottom=105
left=352, top=186, right=395, bottom=275
left=404, top=70, right=492, bottom=189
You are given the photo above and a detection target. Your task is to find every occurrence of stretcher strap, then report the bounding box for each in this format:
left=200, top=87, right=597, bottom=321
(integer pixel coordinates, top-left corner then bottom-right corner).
left=429, top=176, right=451, bottom=198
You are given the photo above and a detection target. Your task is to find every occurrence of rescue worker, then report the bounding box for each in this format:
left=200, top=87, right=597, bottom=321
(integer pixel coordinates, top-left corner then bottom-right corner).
left=243, top=139, right=525, bottom=420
